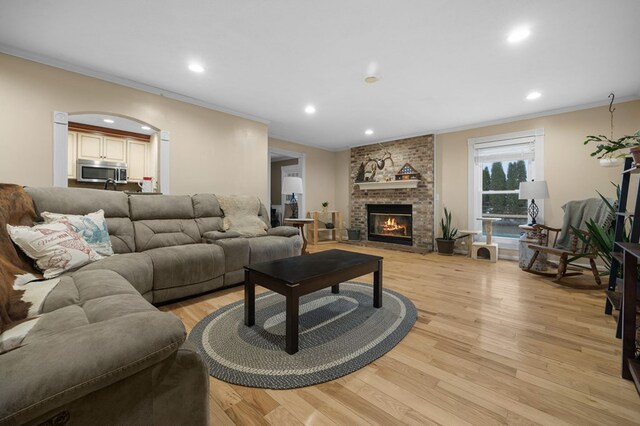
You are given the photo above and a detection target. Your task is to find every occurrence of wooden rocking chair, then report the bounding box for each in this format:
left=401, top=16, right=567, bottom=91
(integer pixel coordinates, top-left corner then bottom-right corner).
left=523, top=224, right=601, bottom=285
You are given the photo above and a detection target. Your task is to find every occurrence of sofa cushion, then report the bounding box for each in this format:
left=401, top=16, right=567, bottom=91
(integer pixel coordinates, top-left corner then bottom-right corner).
left=130, top=195, right=201, bottom=251
left=41, top=269, right=139, bottom=313
left=129, top=195, right=194, bottom=220
left=77, top=252, right=154, bottom=297
left=210, top=238, right=250, bottom=277
left=134, top=219, right=201, bottom=251
left=0, top=311, right=185, bottom=425
left=192, top=194, right=224, bottom=236
left=202, top=230, right=241, bottom=241
left=25, top=187, right=135, bottom=254
left=248, top=235, right=302, bottom=264
left=144, top=244, right=224, bottom=290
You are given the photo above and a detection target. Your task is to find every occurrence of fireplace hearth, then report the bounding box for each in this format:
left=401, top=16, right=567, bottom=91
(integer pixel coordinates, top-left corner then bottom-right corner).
left=367, top=204, right=412, bottom=246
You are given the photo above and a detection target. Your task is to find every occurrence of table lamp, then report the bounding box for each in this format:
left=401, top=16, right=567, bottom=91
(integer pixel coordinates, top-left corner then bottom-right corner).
left=282, top=176, right=303, bottom=218
left=519, top=180, right=549, bottom=225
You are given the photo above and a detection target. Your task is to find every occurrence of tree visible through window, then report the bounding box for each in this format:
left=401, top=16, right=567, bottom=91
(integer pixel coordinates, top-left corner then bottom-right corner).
left=481, top=160, right=529, bottom=238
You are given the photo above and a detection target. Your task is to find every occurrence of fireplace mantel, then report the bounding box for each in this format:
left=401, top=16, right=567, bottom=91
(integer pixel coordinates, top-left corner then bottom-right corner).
left=356, top=180, right=419, bottom=190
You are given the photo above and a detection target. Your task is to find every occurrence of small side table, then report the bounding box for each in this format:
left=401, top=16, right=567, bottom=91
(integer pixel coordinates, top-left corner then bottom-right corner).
left=518, top=224, right=548, bottom=271
left=283, top=218, right=314, bottom=255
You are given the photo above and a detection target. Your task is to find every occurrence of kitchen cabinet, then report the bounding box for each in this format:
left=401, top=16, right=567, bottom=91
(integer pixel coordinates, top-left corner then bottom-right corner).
left=77, top=133, right=126, bottom=163
left=67, top=131, right=77, bottom=178
left=127, top=140, right=149, bottom=182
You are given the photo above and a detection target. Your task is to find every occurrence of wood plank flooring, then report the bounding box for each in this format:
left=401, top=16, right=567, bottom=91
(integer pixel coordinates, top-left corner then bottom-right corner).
left=161, top=243, right=640, bottom=425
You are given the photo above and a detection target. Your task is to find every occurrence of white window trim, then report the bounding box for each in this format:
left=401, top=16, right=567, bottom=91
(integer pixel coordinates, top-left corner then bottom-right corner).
left=467, top=128, right=545, bottom=250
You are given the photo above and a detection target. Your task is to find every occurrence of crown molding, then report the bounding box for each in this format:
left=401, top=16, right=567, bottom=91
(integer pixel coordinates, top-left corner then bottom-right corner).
left=0, top=45, right=271, bottom=125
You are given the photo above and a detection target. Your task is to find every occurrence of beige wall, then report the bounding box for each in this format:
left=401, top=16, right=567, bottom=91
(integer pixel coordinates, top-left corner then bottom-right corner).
left=268, top=137, right=342, bottom=222
left=436, top=100, right=640, bottom=234
left=270, top=158, right=298, bottom=205
left=0, top=53, right=268, bottom=200
left=334, top=149, right=351, bottom=227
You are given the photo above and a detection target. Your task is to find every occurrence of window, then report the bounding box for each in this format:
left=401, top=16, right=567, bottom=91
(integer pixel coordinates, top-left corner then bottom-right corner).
left=468, top=129, right=544, bottom=247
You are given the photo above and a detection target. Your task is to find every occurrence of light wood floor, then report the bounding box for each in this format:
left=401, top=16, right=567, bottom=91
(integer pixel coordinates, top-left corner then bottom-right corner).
left=162, top=243, right=640, bottom=425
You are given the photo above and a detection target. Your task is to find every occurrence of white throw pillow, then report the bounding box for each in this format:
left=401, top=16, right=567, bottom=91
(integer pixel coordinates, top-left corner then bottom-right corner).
left=7, top=222, right=102, bottom=279
left=42, top=209, right=114, bottom=256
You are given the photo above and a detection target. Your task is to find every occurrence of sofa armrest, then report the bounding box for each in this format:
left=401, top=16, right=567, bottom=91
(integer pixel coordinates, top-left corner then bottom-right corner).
left=202, top=230, right=241, bottom=243
left=267, top=226, right=300, bottom=238
left=0, top=312, right=185, bottom=425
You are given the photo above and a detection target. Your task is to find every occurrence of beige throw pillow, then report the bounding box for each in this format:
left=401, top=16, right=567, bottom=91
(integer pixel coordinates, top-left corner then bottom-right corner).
left=217, top=195, right=268, bottom=238
left=7, top=222, right=102, bottom=279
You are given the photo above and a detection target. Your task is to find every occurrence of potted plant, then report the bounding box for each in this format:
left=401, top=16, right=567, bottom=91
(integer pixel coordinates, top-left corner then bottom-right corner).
left=436, top=207, right=458, bottom=255
left=321, top=201, right=329, bottom=213
left=584, top=130, right=640, bottom=165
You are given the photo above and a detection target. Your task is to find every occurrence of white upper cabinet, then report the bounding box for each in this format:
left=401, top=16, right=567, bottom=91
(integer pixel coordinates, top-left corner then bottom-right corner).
left=103, top=137, right=127, bottom=162
left=127, top=140, right=149, bottom=182
left=77, top=133, right=127, bottom=163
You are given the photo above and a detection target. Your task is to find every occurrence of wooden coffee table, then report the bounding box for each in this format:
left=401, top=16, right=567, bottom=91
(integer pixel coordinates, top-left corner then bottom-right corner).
left=244, top=249, right=383, bottom=354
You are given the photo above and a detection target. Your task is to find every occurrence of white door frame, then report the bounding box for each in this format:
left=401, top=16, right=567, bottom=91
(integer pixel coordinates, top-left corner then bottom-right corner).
left=268, top=147, right=306, bottom=220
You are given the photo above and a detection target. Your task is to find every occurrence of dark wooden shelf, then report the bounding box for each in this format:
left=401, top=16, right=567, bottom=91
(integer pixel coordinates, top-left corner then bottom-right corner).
left=616, top=242, right=640, bottom=260
left=628, top=359, right=640, bottom=397
left=606, top=290, right=622, bottom=311
left=612, top=252, right=624, bottom=264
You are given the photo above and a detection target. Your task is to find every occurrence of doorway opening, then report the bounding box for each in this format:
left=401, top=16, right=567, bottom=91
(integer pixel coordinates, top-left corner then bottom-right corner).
left=268, top=147, right=305, bottom=226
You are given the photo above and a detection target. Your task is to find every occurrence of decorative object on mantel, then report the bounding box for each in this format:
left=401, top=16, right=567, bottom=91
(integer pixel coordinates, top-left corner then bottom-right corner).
left=583, top=92, right=640, bottom=167
left=366, top=146, right=394, bottom=171
left=395, top=163, right=420, bottom=181
left=355, top=162, right=366, bottom=182
left=355, top=144, right=395, bottom=183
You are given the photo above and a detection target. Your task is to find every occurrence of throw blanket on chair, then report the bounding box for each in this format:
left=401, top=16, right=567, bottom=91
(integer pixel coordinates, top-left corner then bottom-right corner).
left=556, top=198, right=612, bottom=250
left=217, top=195, right=268, bottom=237
left=0, top=184, right=41, bottom=333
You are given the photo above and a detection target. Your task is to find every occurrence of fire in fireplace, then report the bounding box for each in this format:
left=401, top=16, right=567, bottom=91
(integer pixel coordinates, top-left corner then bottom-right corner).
left=367, top=204, right=412, bottom=246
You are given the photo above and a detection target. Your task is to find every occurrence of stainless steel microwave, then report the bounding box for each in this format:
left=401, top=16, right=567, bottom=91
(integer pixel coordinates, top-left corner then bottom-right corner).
left=76, top=159, right=128, bottom=184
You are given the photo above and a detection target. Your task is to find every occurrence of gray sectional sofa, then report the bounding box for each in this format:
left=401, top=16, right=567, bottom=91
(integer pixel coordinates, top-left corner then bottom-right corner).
left=1, top=187, right=302, bottom=425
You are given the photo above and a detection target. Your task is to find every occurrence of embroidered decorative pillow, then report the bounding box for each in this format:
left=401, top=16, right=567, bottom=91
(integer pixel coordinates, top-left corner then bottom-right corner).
left=7, top=222, right=102, bottom=279
left=42, top=209, right=114, bottom=256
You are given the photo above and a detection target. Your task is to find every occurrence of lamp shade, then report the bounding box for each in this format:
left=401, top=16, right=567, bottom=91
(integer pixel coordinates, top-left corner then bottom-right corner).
left=519, top=180, right=549, bottom=200
left=282, top=176, right=303, bottom=194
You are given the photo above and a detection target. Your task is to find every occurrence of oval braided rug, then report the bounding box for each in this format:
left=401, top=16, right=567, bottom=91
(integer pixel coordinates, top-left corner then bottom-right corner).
left=188, top=281, right=416, bottom=389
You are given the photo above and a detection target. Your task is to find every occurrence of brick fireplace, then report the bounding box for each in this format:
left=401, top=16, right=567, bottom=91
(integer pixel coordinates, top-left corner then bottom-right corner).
left=350, top=134, right=434, bottom=250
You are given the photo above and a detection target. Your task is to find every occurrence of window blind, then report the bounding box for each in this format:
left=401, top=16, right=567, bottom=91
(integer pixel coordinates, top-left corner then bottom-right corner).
left=473, top=137, right=535, bottom=164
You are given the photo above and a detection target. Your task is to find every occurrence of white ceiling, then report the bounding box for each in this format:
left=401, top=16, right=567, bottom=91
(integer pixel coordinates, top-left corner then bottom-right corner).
left=0, top=0, right=638, bottom=151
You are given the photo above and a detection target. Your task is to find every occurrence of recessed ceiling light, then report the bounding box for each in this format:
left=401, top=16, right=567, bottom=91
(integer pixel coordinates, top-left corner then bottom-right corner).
left=188, top=63, right=205, bottom=73
left=141, top=126, right=151, bottom=130
left=526, top=91, right=542, bottom=100
left=305, top=105, right=316, bottom=114
left=365, top=76, right=378, bottom=84
left=103, top=119, right=114, bottom=124
left=507, top=27, right=531, bottom=43
left=365, top=129, right=374, bottom=136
